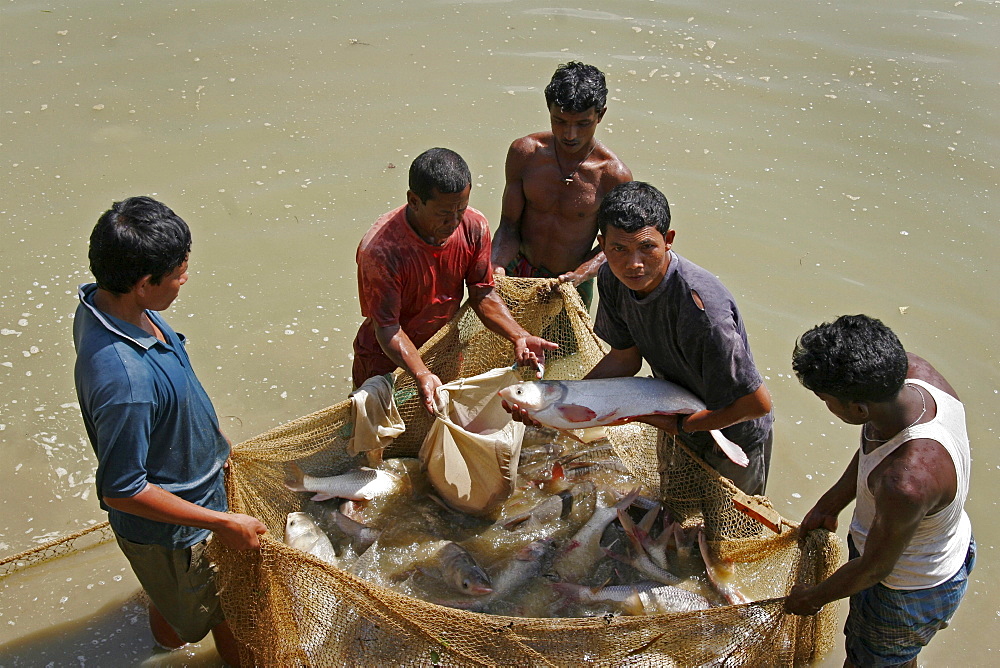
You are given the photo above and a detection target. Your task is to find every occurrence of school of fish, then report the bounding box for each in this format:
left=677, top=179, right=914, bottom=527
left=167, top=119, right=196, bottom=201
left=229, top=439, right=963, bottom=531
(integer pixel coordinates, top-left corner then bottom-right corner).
left=282, top=425, right=750, bottom=620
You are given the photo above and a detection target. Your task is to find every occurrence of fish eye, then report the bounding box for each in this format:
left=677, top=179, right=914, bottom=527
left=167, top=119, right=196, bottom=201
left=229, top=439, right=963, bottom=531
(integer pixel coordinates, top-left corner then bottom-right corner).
left=516, top=389, right=522, bottom=395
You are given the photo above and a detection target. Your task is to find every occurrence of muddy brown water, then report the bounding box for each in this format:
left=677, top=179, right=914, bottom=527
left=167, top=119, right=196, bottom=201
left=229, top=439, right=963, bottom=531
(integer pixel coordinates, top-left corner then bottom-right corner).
left=2, top=0, right=996, bottom=664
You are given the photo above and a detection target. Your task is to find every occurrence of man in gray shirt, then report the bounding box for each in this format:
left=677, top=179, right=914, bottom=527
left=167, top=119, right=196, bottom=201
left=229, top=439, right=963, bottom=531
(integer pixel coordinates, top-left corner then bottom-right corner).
left=589, top=181, right=773, bottom=494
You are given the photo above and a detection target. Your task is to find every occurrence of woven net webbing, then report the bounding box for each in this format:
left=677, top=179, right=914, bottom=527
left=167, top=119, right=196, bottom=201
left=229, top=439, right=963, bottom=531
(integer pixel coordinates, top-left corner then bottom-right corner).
left=215, top=276, right=843, bottom=667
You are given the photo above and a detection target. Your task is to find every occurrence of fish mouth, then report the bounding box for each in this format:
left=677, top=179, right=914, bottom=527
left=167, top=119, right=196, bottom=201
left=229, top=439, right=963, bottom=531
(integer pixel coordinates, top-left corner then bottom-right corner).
left=468, top=584, right=494, bottom=595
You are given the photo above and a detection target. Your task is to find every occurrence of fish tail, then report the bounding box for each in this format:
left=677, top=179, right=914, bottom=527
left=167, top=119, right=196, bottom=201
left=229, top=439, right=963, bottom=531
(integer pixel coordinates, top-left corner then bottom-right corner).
left=708, top=430, right=750, bottom=468
left=283, top=462, right=308, bottom=492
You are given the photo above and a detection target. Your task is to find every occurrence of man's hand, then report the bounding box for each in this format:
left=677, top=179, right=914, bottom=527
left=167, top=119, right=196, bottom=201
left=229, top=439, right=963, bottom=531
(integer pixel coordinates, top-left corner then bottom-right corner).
left=514, top=335, right=559, bottom=379
left=800, top=502, right=841, bottom=534
left=493, top=265, right=507, bottom=277
left=558, top=270, right=586, bottom=287
left=501, top=398, right=543, bottom=427
left=416, top=371, right=444, bottom=414
left=784, top=584, right=823, bottom=616
left=214, top=512, right=267, bottom=550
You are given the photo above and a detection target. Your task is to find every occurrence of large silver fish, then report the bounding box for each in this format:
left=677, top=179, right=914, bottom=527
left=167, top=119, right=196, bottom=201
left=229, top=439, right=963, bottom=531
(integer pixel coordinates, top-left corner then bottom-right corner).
left=554, top=487, right=640, bottom=583
left=498, top=377, right=749, bottom=467
left=283, top=512, right=339, bottom=566
left=551, top=581, right=711, bottom=615
left=284, top=462, right=403, bottom=501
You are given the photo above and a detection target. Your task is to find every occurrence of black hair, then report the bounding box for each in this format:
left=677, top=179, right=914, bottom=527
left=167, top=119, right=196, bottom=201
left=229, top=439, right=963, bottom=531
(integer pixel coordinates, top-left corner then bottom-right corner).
left=544, top=62, right=608, bottom=113
left=88, top=196, right=192, bottom=294
left=597, top=181, right=671, bottom=236
left=408, top=148, right=472, bottom=204
left=792, top=314, right=909, bottom=403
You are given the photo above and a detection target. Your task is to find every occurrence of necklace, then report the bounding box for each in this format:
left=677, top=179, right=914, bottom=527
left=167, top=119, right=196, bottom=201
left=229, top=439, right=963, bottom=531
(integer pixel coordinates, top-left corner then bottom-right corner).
left=554, top=142, right=598, bottom=185
left=863, top=384, right=926, bottom=443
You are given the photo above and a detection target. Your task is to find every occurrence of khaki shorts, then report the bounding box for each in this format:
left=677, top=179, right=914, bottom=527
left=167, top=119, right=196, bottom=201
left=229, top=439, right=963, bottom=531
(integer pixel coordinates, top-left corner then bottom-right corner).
left=115, top=533, right=226, bottom=643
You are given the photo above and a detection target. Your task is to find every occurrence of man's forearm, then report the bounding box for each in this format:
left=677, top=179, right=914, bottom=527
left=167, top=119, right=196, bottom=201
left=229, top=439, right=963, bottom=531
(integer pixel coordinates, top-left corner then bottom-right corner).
left=491, top=217, right=522, bottom=271
left=105, top=483, right=231, bottom=533
left=569, top=250, right=606, bottom=282
left=374, top=324, right=432, bottom=380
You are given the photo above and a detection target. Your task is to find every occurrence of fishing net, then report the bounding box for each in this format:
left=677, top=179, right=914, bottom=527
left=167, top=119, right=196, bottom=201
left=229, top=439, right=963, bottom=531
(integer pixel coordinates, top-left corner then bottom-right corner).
left=214, top=276, right=844, bottom=667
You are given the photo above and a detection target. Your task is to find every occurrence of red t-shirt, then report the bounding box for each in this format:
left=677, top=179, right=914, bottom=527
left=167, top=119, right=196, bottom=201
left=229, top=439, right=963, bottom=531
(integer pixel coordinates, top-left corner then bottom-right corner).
left=352, top=204, right=494, bottom=384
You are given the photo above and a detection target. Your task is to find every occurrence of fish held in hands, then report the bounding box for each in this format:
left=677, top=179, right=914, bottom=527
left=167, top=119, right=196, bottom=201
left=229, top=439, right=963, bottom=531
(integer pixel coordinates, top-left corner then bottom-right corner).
left=284, top=462, right=403, bottom=501
left=498, top=377, right=749, bottom=467
left=284, top=512, right=339, bottom=566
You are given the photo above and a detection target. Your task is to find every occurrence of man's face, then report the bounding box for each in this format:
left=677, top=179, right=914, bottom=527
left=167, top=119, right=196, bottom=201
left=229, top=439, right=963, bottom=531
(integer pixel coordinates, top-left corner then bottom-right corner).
left=549, top=104, right=605, bottom=156
left=143, top=258, right=189, bottom=311
left=815, top=392, right=867, bottom=425
left=598, top=226, right=674, bottom=298
left=406, top=185, right=471, bottom=246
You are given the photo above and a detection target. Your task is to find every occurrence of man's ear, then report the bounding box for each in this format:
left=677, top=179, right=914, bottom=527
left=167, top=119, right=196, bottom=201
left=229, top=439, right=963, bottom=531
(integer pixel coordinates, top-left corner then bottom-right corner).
left=852, top=401, right=870, bottom=421
left=405, top=190, right=421, bottom=210
left=133, top=274, right=154, bottom=297
left=597, top=106, right=607, bottom=122
left=597, top=234, right=605, bottom=251
left=664, top=229, right=676, bottom=248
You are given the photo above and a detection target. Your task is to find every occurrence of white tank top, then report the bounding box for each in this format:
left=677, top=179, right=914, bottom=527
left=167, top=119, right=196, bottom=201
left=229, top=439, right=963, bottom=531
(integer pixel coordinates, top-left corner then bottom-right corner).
left=849, top=379, right=972, bottom=590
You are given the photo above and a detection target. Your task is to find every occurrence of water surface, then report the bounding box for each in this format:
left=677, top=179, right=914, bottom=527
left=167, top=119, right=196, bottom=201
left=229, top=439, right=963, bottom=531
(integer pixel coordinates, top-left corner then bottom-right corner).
left=2, top=0, right=996, bottom=664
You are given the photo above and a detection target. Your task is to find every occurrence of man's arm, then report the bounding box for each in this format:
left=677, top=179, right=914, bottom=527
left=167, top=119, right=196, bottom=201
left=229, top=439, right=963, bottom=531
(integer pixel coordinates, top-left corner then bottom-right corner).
left=104, top=483, right=266, bottom=550
left=468, top=285, right=557, bottom=374
left=785, top=441, right=950, bottom=615
left=374, top=323, right=441, bottom=414
left=799, top=450, right=859, bottom=533
left=583, top=345, right=644, bottom=380
left=638, top=384, right=773, bottom=436
left=491, top=140, right=532, bottom=274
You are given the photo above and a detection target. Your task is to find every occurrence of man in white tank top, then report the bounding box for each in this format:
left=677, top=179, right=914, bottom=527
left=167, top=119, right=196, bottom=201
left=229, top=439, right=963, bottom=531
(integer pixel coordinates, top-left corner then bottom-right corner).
left=785, top=315, right=974, bottom=668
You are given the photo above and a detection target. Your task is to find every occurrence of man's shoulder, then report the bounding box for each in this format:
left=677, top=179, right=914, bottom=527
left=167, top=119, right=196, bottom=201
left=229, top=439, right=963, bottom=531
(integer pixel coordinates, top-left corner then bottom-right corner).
left=358, top=205, right=408, bottom=255
left=507, top=133, right=552, bottom=164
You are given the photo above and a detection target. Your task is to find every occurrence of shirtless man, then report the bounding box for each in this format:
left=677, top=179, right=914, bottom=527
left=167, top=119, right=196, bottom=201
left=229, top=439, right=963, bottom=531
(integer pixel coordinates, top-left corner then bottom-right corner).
left=786, top=315, right=974, bottom=667
left=491, top=61, right=632, bottom=308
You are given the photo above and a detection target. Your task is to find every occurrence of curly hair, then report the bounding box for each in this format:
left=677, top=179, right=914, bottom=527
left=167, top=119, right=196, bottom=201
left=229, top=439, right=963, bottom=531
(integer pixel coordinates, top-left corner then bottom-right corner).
left=597, top=181, right=671, bottom=236
left=544, top=61, right=608, bottom=113
left=792, top=314, right=909, bottom=403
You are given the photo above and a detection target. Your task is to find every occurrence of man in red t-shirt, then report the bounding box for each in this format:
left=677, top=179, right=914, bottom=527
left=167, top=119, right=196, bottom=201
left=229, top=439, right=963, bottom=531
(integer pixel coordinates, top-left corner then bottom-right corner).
left=353, top=147, right=557, bottom=413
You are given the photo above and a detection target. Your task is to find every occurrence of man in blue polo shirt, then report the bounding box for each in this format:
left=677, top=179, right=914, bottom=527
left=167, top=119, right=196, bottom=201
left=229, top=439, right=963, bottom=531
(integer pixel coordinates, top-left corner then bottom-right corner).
left=73, top=196, right=265, bottom=666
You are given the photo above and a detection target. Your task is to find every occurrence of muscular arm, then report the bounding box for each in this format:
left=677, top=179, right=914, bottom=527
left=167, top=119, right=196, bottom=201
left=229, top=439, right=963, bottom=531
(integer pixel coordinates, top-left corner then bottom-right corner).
left=491, top=141, right=531, bottom=273
left=638, top=384, right=773, bottom=436
left=103, top=483, right=266, bottom=550
left=785, top=441, right=950, bottom=615
left=374, top=323, right=441, bottom=414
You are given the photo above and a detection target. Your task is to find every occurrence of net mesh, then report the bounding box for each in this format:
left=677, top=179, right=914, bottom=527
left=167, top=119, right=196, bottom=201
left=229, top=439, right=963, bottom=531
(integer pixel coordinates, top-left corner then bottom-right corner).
left=0, top=276, right=843, bottom=666
left=215, top=277, right=843, bottom=667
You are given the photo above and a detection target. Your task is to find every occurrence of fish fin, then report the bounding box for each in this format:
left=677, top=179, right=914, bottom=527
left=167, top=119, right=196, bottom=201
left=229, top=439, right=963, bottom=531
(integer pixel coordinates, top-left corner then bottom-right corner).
left=615, top=509, right=646, bottom=553
left=613, top=487, right=643, bottom=511
left=283, top=462, right=308, bottom=492
left=708, top=429, right=750, bottom=467
left=637, top=504, right=661, bottom=535
left=555, top=403, right=598, bottom=423
left=564, top=426, right=608, bottom=444
left=310, top=492, right=337, bottom=502
left=697, top=529, right=751, bottom=605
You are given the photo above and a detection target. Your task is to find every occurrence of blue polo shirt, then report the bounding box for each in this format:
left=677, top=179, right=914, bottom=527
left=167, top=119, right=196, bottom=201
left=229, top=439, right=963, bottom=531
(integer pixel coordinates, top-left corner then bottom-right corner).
left=73, top=283, right=229, bottom=549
